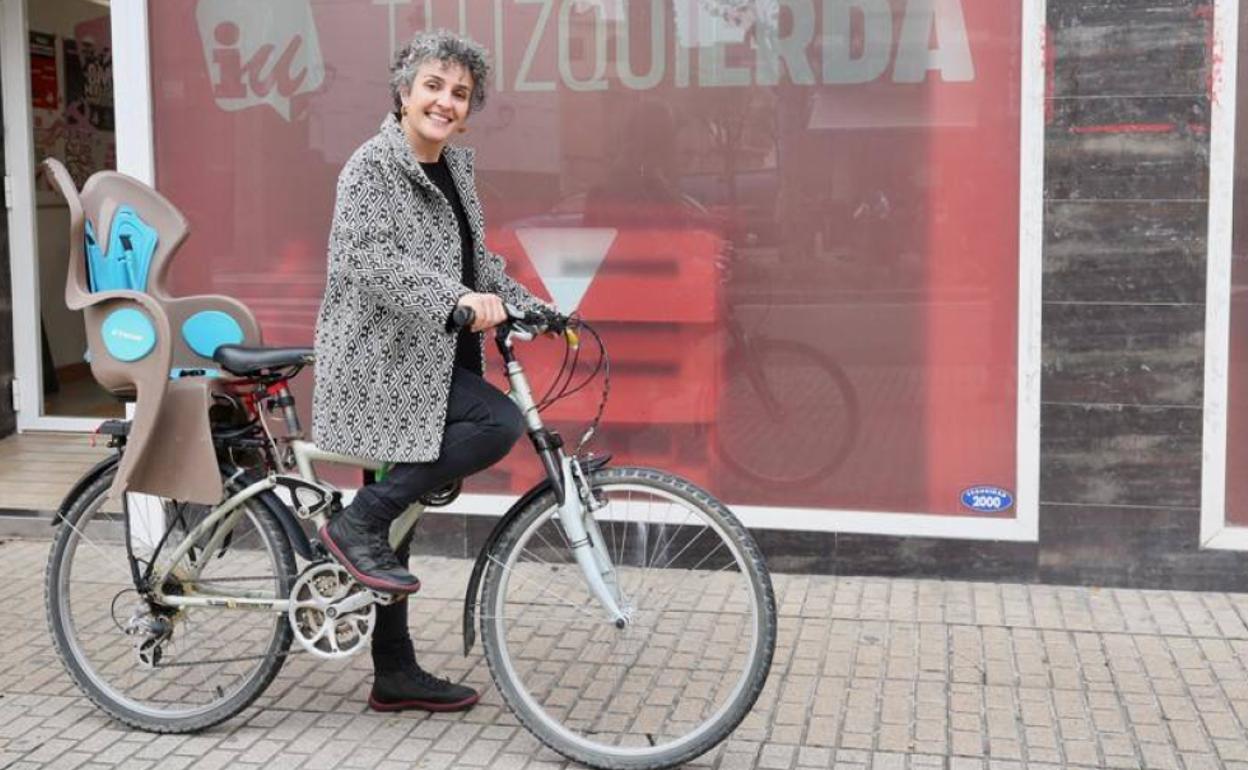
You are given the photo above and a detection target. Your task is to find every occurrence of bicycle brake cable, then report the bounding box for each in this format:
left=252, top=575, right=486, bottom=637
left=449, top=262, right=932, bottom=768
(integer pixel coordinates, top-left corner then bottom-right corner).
left=571, top=321, right=610, bottom=453
left=534, top=330, right=572, bottom=411
left=558, top=321, right=604, bottom=401
left=525, top=315, right=610, bottom=451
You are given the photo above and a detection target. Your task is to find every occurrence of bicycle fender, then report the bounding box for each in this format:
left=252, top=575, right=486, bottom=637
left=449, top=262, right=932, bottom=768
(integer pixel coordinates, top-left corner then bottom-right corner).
left=224, top=467, right=316, bottom=562
left=52, top=453, right=121, bottom=526
left=461, top=453, right=611, bottom=656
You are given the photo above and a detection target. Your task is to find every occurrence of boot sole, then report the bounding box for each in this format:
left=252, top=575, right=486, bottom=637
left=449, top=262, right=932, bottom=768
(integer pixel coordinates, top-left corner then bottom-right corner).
left=368, top=692, right=480, bottom=713
left=318, top=524, right=421, bottom=595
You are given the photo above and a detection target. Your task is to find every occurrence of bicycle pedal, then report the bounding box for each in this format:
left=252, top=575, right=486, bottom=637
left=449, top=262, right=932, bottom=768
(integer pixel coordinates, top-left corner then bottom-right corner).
left=417, top=480, right=461, bottom=507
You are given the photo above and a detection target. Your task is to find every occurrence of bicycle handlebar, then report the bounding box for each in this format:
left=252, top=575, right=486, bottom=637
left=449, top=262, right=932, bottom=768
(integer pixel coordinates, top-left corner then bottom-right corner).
left=449, top=304, right=478, bottom=330
left=449, top=303, right=572, bottom=337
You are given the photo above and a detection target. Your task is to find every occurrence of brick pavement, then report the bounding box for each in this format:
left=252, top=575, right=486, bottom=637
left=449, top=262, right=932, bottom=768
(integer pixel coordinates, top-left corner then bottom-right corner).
left=4, top=537, right=1248, bottom=769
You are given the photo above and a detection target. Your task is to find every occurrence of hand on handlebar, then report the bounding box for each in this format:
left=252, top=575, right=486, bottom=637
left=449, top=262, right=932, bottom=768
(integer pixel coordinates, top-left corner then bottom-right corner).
left=455, top=293, right=507, bottom=332
left=450, top=299, right=573, bottom=338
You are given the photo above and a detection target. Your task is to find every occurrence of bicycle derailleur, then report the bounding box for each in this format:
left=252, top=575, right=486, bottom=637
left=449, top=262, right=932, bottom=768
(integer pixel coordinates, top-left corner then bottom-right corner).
left=118, top=596, right=175, bottom=669
left=287, top=561, right=396, bottom=660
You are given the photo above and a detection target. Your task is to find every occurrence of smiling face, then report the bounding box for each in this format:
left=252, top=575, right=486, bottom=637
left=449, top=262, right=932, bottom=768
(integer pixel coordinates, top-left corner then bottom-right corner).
left=399, top=59, right=474, bottom=161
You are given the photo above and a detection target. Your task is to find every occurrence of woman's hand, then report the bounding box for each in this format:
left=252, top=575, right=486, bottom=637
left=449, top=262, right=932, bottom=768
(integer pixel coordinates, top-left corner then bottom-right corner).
left=455, top=292, right=507, bottom=332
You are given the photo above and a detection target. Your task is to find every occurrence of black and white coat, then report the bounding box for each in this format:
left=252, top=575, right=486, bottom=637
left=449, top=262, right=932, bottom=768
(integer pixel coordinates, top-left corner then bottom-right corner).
left=312, top=114, right=541, bottom=462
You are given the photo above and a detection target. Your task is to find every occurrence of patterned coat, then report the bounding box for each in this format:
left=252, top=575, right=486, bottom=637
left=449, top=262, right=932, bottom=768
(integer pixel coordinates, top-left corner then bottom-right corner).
left=312, top=114, right=542, bottom=462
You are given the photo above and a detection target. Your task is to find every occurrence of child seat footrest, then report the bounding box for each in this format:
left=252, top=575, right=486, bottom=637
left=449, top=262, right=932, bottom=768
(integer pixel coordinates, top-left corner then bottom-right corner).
left=97, top=420, right=131, bottom=437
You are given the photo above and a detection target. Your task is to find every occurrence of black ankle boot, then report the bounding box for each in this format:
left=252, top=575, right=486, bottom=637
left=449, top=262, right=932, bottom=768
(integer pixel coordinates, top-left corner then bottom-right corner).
left=369, top=642, right=479, bottom=713
left=319, top=507, right=420, bottom=594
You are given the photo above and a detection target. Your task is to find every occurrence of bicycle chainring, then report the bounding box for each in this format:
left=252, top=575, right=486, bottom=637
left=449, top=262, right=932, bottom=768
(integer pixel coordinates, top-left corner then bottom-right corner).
left=287, top=562, right=377, bottom=660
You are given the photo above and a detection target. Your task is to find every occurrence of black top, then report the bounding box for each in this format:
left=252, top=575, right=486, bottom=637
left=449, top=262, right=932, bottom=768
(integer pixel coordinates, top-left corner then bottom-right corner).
left=419, top=155, right=481, bottom=375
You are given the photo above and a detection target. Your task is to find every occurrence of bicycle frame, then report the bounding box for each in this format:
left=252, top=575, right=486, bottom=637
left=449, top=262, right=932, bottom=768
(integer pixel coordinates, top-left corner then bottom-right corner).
left=146, top=316, right=627, bottom=626
left=148, top=445, right=399, bottom=612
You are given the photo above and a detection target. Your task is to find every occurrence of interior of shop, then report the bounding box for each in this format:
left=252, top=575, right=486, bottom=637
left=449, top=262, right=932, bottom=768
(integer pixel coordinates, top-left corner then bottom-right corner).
left=28, top=0, right=120, bottom=419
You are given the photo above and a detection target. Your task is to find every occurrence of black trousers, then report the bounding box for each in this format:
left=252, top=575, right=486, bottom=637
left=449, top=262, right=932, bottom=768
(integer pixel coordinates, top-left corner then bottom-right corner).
left=365, top=368, right=526, bottom=661
left=353, top=367, right=526, bottom=524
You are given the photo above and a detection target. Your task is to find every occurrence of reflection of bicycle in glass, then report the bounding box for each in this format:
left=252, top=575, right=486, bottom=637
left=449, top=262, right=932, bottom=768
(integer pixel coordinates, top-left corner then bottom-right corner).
left=713, top=257, right=860, bottom=490
left=46, top=307, right=777, bottom=770
left=715, top=315, right=859, bottom=489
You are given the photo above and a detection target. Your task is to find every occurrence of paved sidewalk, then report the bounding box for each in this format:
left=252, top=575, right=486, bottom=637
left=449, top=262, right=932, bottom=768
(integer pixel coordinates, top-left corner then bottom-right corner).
left=4, top=538, right=1248, bottom=770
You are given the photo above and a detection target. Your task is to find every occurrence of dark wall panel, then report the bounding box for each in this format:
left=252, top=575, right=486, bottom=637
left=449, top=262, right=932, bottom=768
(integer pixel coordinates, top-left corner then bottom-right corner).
left=1044, top=201, right=1207, bottom=303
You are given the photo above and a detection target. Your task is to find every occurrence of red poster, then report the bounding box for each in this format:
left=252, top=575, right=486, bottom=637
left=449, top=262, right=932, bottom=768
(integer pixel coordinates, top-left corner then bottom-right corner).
left=149, top=0, right=1022, bottom=517
left=30, top=31, right=57, bottom=110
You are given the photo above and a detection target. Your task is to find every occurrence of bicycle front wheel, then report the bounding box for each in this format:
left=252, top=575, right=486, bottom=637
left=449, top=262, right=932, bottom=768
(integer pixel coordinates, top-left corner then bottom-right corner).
left=480, top=466, right=776, bottom=770
left=45, top=464, right=296, bottom=733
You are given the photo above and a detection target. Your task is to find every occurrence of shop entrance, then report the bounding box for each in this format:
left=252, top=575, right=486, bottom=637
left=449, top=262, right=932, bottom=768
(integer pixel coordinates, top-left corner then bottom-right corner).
left=2, top=0, right=121, bottom=431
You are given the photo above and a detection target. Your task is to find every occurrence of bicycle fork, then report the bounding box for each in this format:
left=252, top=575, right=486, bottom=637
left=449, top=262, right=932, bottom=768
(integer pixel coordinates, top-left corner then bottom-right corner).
left=556, top=455, right=629, bottom=627
left=504, top=351, right=627, bottom=627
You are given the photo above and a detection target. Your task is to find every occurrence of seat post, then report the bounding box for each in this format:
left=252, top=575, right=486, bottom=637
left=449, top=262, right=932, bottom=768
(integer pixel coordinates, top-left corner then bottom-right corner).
left=273, top=384, right=302, bottom=436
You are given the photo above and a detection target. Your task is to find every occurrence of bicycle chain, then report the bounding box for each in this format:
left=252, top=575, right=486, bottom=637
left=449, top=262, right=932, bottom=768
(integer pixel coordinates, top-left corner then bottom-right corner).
left=153, top=646, right=306, bottom=668
left=149, top=565, right=375, bottom=667
left=148, top=574, right=299, bottom=668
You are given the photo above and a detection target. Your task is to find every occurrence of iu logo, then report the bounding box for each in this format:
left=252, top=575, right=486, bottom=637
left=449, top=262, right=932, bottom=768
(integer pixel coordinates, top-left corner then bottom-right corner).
left=196, top=0, right=325, bottom=120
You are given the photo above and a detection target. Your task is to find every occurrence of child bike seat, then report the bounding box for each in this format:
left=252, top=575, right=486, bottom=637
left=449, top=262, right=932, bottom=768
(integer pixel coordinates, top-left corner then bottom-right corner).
left=43, top=158, right=265, bottom=505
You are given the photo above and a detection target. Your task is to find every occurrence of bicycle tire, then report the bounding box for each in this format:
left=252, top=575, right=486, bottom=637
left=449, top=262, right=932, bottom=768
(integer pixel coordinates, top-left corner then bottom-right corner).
left=45, top=464, right=297, bottom=733
left=715, top=338, right=859, bottom=488
left=480, top=466, right=776, bottom=770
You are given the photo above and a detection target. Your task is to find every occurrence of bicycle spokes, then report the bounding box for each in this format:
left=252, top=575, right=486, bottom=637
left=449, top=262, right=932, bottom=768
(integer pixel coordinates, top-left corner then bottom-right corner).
left=46, top=471, right=296, bottom=731
left=481, top=469, right=775, bottom=767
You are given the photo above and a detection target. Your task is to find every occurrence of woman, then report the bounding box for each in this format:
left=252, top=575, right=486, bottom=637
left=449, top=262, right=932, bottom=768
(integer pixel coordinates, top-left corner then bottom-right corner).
left=312, top=29, right=545, bottom=713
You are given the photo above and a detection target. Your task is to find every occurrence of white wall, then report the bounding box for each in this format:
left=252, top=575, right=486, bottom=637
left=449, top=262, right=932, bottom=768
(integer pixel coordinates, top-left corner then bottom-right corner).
left=29, top=0, right=109, bottom=371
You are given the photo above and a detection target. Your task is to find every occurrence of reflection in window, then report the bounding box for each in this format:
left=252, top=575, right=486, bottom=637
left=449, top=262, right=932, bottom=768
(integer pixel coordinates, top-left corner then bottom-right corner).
left=151, top=0, right=1023, bottom=516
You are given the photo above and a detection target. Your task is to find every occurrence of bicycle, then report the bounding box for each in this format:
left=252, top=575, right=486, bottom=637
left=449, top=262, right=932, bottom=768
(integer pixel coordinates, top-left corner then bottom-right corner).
left=45, top=305, right=778, bottom=770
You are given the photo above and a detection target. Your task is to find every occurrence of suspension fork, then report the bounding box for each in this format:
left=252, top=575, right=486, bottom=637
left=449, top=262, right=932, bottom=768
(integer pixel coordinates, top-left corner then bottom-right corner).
left=502, top=332, right=627, bottom=625
left=551, top=450, right=627, bottom=627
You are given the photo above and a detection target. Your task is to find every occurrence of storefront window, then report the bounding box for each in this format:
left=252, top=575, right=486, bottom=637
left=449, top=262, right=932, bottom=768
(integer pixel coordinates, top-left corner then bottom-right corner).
left=150, top=0, right=1022, bottom=517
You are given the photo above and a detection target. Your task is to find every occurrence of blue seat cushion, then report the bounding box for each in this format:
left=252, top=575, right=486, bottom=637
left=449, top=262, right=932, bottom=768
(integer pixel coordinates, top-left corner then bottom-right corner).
left=182, top=310, right=245, bottom=358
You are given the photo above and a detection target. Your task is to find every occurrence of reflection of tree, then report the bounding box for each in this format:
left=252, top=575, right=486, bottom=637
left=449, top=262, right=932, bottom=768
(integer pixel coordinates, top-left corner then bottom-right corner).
left=773, top=83, right=816, bottom=265
left=684, top=86, right=774, bottom=239
left=699, top=0, right=780, bottom=67
left=689, top=0, right=814, bottom=265
left=751, top=0, right=819, bottom=266
left=698, top=0, right=773, bottom=31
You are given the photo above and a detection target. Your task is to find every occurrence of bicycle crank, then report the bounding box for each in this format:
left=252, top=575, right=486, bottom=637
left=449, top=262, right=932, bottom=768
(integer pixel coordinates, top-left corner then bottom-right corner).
left=287, top=561, right=385, bottom=659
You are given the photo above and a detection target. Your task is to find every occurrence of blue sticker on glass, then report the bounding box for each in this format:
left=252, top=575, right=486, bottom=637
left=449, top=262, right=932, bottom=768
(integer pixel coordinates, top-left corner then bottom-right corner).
left=101, top=308, right=156, bottom=362
left=960, top=486, right=1014, bottom=513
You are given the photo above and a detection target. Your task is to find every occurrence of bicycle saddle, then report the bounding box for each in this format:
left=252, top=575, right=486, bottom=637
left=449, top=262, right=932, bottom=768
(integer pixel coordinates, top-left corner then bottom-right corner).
left=214, top=345, right=314, bottom=375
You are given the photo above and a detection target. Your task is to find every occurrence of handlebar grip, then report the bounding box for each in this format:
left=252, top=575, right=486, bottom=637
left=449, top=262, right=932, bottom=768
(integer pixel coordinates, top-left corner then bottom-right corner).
left=450, top=305, right=476, bottom=330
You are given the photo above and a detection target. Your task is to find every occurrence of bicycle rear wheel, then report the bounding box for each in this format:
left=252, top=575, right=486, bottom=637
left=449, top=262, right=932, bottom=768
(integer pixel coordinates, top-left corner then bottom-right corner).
left=45, top=464, right=296, bottom=732
left=480, top=466, right=776, bottom=770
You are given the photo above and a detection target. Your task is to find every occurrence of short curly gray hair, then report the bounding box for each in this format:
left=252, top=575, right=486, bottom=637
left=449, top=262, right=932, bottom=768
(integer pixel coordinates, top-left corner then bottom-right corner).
left=390, top=29, right=491, bottom=115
